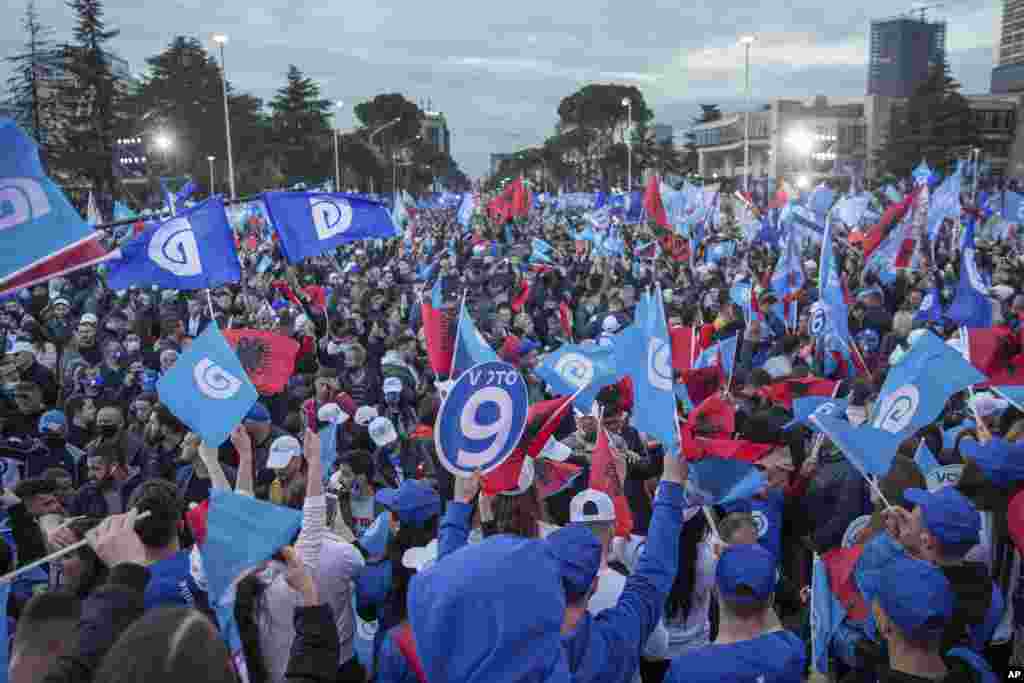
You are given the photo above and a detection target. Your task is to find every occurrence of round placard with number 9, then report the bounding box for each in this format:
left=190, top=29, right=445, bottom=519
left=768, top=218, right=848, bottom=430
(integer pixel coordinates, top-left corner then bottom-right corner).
left=434, top=361, right=530, bottom=477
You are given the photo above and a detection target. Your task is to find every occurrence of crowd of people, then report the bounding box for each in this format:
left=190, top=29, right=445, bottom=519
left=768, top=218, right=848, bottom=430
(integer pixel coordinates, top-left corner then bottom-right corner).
left=0, top=178, right=1019, bottom=683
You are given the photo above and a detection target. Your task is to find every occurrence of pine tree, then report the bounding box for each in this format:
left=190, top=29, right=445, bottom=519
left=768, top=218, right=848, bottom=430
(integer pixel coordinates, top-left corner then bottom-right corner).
left=878, top=57, right=980, bottom=177
left=269, top=65, right=332, bottom=182
left=54, top=0, right=123, bottom=197
left=4, top=1, right=60, bottom=157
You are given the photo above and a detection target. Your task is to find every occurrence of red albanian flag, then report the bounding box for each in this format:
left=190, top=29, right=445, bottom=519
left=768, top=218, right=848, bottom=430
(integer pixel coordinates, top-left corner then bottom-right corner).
left=223, top=329, right=300, bottom=395
left=591, top=427, right=633, bottom=537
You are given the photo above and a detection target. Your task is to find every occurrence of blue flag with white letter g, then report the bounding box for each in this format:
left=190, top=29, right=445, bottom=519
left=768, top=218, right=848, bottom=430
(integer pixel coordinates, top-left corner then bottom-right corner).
left=106, top=196, right=240, bottom=291
left=263, top=191, right=397, bottom=263
left=156, top=322, right=259, bottom=446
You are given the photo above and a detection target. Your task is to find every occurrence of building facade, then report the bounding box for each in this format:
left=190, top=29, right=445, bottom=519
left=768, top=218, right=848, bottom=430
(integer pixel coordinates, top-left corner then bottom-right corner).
left=868, top=16, right=947, bottom=98
left=993, top=0, right=1024, bottom=93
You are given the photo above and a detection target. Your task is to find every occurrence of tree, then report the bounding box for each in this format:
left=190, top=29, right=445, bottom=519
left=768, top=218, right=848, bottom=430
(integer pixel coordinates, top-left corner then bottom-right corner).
left=557, top=84, right=653, bottom=184
left=4, top=1, right=60, bottom=158
left=269, top=65, right=332, bottom=183
left=877, top=58, right=980, bottom=177
left=353, top=94, right=423, bottom=150
left=53, top=0, right=123, bottom=199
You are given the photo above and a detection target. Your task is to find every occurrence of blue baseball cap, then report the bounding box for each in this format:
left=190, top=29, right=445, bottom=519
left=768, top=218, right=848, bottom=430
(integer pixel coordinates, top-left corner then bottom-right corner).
left=375, top=480, right=441, bottom=528
left=38, top=410, right=66, bottom=434
left=960, top=438, right=1024, bottom=490
left=904, top=487, right=981, bottom=552
left=244, top=402, right=271, bottom=424
left=873, top=555, right=953, bottom=642
left=545, top=525, right=601, bottom=600
left=716, top=544, right=777, bottom=604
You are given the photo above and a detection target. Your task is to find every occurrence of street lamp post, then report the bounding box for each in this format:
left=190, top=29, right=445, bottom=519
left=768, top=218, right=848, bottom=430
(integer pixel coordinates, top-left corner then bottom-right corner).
left=155, top=132, right=172, bottom=171
left=332, top=101, right=344, bottom=192
left=212, top=34, right=236, bottom=199
left=621, top=97, right=633, bottom=192
left=739, top=35, right=756, bottom=192
left=367, top=117, right=402, bottom=194
left=207, top=155, right=216, bottom=195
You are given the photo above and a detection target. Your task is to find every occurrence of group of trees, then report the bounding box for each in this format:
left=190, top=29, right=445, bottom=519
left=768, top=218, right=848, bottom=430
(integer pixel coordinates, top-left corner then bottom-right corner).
left=488, top=83, right=691, bottom=192
left=4, top=0, right=468, bottom=206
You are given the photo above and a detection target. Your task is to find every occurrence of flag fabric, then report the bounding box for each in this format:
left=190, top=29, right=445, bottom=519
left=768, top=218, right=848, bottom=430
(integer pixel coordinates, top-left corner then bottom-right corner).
left=534, top=343, right=622, bottom=411
left=811, top=414, right=902, bottom=478
left=809, top=184, right=836, bottom=224
left=202, top=489, right=303, bottom=604
left=420, top=280, right=455, bottom=377
left=785, top=396, right=850, bottom=431
left=642, top=175, right=669, bottom=228
left=869, top=331, right=985, bottom=441
left=961, top=327, right=1023, bottom=385
left=392, top=191, right=410, bottom=233
left=759, top=377, right=838, bottom=410
left=319, top=422, right=339, bottom=486
left=995, top=385, right=1024, bottom=411
left=944, top=217, right=992, bottom=329
left=263, top=191, right=397, bottom=263
left=533, top=458, right=582, bottom=499
left=770, top=223, right=805, bottom=329
left=693, top=335, right=739, bottom=377
left=669, top=326, right=694, bottom=373
left=816, top=216, right=852, bottom=355
left=156, top=323, right=260, bottom=446
left=558, top=302, right=573, bottom=340
left=85, top=191, right=101, bottom=226
left=591, top=427, right=632, bottom=537
left=0, top=118, right=109, bottom=293
left=914, top=440, right=942, bottom=478
left=452, top=306, right=500, bottom=376
left=913, top=286, right=944, bottom=326
left=106, top=196, right=241, bottom=291
left=928, top=167, right=962, bottom=240
left=222, top=329, right=300, bottom=395
left=685, top=458, right=767, bottom=506
left=811, top=553, right=846, bottom=674
left=619, top=287, right=679, bottom=455
left=1001, top=190, right=1024, bottom=225
left=859, top=190, right=917, bottom=262
left=833, top=193, right=871, bottom=228
left=456, top=192, right=477, bottom=229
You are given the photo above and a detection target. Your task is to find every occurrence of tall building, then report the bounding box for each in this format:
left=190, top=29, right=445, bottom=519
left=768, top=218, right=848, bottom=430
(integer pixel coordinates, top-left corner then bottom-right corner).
left=992, top=0, right=1024, bottom=93
left=867, top=16, right=946, bottom=98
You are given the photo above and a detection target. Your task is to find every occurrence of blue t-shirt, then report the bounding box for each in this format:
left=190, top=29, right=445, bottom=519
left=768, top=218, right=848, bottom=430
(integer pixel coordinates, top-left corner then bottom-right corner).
left=666, top=630, right=806, bottom=683
left=721, top=489, right=784, bottom=562
left=144, top=551, right=198, bottom=609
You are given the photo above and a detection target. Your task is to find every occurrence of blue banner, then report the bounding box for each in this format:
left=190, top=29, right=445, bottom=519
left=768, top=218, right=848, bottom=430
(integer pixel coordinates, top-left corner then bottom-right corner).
left=263, top=191, right=397, bottom=263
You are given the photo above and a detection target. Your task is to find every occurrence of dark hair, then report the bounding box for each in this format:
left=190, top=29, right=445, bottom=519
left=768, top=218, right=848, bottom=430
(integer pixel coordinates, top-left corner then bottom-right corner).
left=15, top=591, right=81, bottom=656
left=93, top=608, right=234, bottom=683
left=128, top=479, right=183, bottom=548
left=665, top=513, right=707, bottom=620
left=14, top=477, right=59, bottom=501
left=91, top=442, right=127, bottom=469
left=489, top=491, right=542, bottom=539
left=417, top=395, right=440, bottom=425
left=64, top=517, right=106, bottom=597
left=385, top=514, right=440, bottom=623
left=235, top=574, right=270, bottom=683
left=153, top=406, right=187, bottom=435
left=64, top=396, right=91, bottom=419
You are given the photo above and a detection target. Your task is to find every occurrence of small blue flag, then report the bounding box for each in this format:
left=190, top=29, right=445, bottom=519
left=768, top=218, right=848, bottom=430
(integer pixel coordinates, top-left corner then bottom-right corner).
left=785, top=396, right=849, bottom=430
left=453, top=306, right=500, bottom=376
left=263, top=191, right=397, bottom=263
left=913, top=286, right=944, bottom=325
left=1002, top=190, right=1024, bottom=225
left=156, top=323, right=259, bottom=446
left=320, top=422, right=339, bottom=486
left=913, top=439, right=941, bottom=478
left=359, top=512, right=391, bottom=557
left=534, top=342, right=623, bottom=411
left=685, top=458, right=767, bottom=505
left=106, top=196, right=241, bottom=291
left=811, top=554, right=846, bottom=674
left=811, top=414, right=903, bottom=478
left=944, top=217, right=992, bottom=329
left=202, top=489, right=303, bottom=604
left=693, top=335, right=738, bottom=376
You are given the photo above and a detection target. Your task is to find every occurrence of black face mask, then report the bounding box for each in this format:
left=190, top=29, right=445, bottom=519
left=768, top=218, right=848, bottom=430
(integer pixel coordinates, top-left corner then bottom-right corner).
left=97, top=424, right=119, bottom=439
left=42, top=434, right=65, bottom=446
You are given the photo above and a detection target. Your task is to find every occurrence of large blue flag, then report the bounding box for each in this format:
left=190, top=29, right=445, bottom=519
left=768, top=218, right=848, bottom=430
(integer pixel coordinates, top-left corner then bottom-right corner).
left=453, top=306, right=500, bottom=376
left=811, top=414, right=902, bottom=478
left=770, top=222, right=804, bottom=329
left=811, top=554, right=846, bottom=674
left=1001, top=190, right=1024, bottom=225
left=456, top=192, right=476, bottom=230
left=621, top=287, right=679, bottom=455
left=815, top=216, right=852, bottom=355
left=263, top=191, right=397, bottom=263
left=625, top=190, right=644, bottom=223
left=535, top=342, right=622, bottom=411
left=944, top=217, right=992, bottom=329
left=927, top=167, right=962, bottom=240
left=106, top=196, right=241, bottom=291
left=869, top=331, right=985, bottom=442
left=685, top=458, right=767, bottom=505
left=913, top=286, right=944, bottom=325
left=156, top=323, right=259, bottom=446
left=202, top=489, right=302, bottom=604
left=808, top=183, right=836, bottom=225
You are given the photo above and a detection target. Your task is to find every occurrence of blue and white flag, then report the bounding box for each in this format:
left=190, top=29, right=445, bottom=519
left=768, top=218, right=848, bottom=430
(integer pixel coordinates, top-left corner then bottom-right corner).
left=156, top=323, right=259, bottom=447
left=944, top=217, right=992, bottom=329
left=832, top=193, right=871, bottom=228
left=693, top=335, right=739, bottom=376
left=685, top=458, right=767, bottom=506
left=927, top=166, right=962, bottom=240
left=785, top=396, right=849, bottom=431
left=706, top=241, right=736, bottom=265
left=781, top=203, right=824, bottom=244
left=453, top=306, right=500, bottom=376
left=811, top=414, right=902, bottom=478
left=456, top=192, right=477, bottom=230
left=535, top=343, right=622, bottom=412
left=263, top=191, right=397, bottom=263
left=1002, top=190, right=1024, bottom=225
left=808, top=183, right=836, bottom=225
left=913, top=286, right=943, bottom=325
left=814, top=216, right=851, bottom=355
left=320, top=421, right=339, bottom=486
left=770, top=223, right=804, bottom=329
left=869, top=331, right=985, bottom=442
left=811, top=554, right=845, bottom=674
left=106, top=196, right=241, bottom=291
left=913, top=440, right=942, bottom=478
left=883, top=185, right=903, bottom=203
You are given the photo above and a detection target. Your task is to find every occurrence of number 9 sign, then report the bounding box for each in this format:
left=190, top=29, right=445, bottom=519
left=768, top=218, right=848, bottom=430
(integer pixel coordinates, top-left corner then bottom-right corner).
left=435, top=361, right=530, bottom=477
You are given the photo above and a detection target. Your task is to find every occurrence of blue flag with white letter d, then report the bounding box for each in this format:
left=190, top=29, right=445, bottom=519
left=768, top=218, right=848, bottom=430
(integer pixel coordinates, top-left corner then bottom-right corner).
left=263, top=191, right=397, bottom=263
left=156, top=322, right=259, bottom=446
left=106, top=196, right=240, bottom=291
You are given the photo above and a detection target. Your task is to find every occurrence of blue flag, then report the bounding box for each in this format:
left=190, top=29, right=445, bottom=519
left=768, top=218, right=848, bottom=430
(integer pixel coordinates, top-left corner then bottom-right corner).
left=686, top=458, right=767, bottom=505
left=693, top=335, right=738, bottom=376
left=359, top=512, right=391, bottom=557
left=456, top=193, right=476, bottom=230
left=913, top=286, right=944, bottom=325
left=814, top=215, right=852, bottom=364
left=811, top=414, right=902, bottom=478
left=320, top=422, right=339, bottom=486
left=106, top=196, right=241, bottom=291
left=994, top=385, right=1024, bottom=413
left=913, top=439, right=941, bottom=478
left=1002, top=190, right=1024, bottom=225
left=811, top=554, right=846, bottom=674
left=625, top=190, right=644, bottom=223
left=927, top=168, right=961, bottom=240
left=620, top=287, right=679, bottom=454
left=944, top=218, right=992, bottom=329
left=535, top=342, right=622, bottom=411
left=869, top=331, right=984, bottom=442
left=202, top=489, right=303, bottom=604
left=453, top=306, right=500, bottom=376
left=263, top=191, right=397, bottom=263
left=785, top=396, right=849, bottom=430
left=808, top=183, right=836, bottom=225
left=156, top=323, right=259, bottom=446
left=770, top=223, right=804, bottom=329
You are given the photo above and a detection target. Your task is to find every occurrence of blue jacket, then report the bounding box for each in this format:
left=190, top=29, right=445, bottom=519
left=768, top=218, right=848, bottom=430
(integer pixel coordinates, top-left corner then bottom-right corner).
left=69, top=472, right=143, bottom=518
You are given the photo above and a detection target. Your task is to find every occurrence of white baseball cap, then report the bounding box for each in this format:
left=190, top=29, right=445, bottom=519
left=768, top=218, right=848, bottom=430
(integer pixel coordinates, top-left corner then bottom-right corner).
left=570, top=489, right=616, bottom=523
left=602, top=315, right=620, bottom=333
left=317, top=402, right=350, bottom=425
left=383, top=377, right=404, bottom=394
left=355, top=406, right=379, bottom=427
left=266, top=435, right=302, bottom=469
left=368, top=416, right=398, bottom=447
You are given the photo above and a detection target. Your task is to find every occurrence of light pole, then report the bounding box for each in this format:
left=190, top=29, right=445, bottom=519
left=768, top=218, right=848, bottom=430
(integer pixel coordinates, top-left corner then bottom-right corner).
left=621, top=97, right=632, bottom=192
left=367, top=117, right=402, bottom=194
left=332, top=101, right=344, bottom=192
left=207, top=155, right=216, bottom=195
left=739, top=35, right=755, bottom=192
left=155, top=132, right=172, bottom=171
left=212, top=34, right=236, bottom=199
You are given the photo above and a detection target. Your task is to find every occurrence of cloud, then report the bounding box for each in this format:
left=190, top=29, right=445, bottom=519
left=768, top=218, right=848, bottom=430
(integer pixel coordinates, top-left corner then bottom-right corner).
left=0, top=0, right=999, bottom=177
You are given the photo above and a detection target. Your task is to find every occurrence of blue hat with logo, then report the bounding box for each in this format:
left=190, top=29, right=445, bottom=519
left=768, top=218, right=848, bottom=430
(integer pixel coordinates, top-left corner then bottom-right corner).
left=960, top=437, right=1024, bottom=490
left=244, top=402, right=271, bottom=424
left=716, top=544, right=777, bottom=603
left=904, top=487, right=981, bottom=552
left=873, top=555, right=953, bottom=641
left=38, top=410, right=66, bottom=434
left=545, top=525, right=601, bottom=601
left=375, top=479, right=441, bottom=528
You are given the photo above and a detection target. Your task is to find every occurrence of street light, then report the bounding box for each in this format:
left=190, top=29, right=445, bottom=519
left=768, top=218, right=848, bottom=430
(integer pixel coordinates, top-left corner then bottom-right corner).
left=621, top=97, right=632, bottom=193
left=367, top=117, right=402, bottom=194
left=332, top=101, right=344, bottom=192
left=212, top=34, right=236, bottom=199
left=739, top=35, right=756, bottom=192
left=207, top=156, right=216, bottom=195
left=787, top=129, right=814, bottom=186
left=154, top=132, right=172, bottom=170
